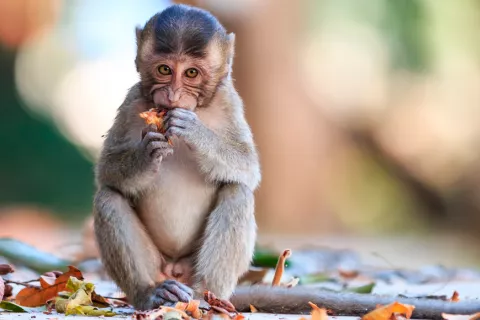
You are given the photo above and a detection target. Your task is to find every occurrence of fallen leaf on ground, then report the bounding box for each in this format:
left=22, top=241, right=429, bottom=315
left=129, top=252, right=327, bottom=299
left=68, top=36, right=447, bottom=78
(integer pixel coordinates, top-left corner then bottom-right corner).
left=54, top=276, right=115, bottom=317
left=0, top=264, right=14, bottom=275
left=339, top=269, right=359, bottom=279
left=133, top=306, right=189, bottom=320
left=345, top=282, right=375, bottom=294
left=15, top=266, right=83, bottom=307
left=204, top=290, right=236, bottom=313
left=0, top=301, right=29, bottom=312
left=443, top=313, right=480, bottom=320
left=362, top=301, right=415, bottom=320
left=0, top=301, right=46, bottom=313
left=450, top=291, right=460, bottom=302
left=272, top=249, right=292, bottom=286
left=175, top=299, right=203, bottom=318
left=308, top=302, right=329, bottom=320
left=3, top=283, right=12, bottom=298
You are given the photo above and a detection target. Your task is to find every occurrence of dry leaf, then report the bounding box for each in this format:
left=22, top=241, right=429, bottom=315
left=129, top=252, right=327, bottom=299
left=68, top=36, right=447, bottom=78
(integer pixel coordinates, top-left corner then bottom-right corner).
left=0, top=264, right=14, bottom=275
left=362, top=302, right=415, bottom=320
left=15, top=266, right=83, bottom=307
left=39, top=276, right=56, bottom=288
left=133, top=307, right=189, bottom=320
left=338, top=269, right=359, bottom=279
left=442, top=313, right=480, bottom=320
left=3, top=284, right=12, bottom=299
left=175, top=300, right=202, bottom=318
left=308, top=302, right=328, bottom=320
left=250, top=304, right=258, bottom=313
left=272, top=249, right=291, bottom=286
left=204, top=290, right=236, bottom=313
left=450, top=291, right=460, bottom=302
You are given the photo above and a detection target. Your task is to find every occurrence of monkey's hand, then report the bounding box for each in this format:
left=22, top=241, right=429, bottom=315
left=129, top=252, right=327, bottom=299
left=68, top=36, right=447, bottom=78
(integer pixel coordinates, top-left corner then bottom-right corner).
left=164, top=108, right=259, bottom=190
left=164, top=108, right=209, bottom=147
left=144, top=280, right=194, bottom=309
left=139, top=124, right=173, bottom=167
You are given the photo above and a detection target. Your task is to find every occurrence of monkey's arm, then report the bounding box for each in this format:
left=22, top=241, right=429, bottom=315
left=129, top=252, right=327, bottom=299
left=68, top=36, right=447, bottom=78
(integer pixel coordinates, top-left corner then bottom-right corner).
left=164, top=108, right=260, bottom=190
left=97, top=89, right=172, bottom=195
left=231, top=286, right=480, bottom=319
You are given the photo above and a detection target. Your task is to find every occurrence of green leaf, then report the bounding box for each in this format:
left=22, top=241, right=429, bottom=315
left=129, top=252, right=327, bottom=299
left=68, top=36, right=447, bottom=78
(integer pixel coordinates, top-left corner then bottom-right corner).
left=299, top=273, right=331, bottom=284
left=0, top=301, right=30, bottom=312
left=252, top=248, right=292, bottom=269
left=345, top=282, right=375, bottom=294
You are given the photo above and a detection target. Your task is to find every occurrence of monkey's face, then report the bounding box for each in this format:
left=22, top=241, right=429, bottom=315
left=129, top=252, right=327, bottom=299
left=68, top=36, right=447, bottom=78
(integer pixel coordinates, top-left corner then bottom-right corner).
left=148, top=56, right=209, bottom=111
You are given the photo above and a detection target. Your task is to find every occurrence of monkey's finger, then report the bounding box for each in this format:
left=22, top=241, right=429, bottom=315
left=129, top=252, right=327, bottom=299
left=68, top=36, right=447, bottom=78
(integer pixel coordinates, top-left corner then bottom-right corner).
left=143, top=131, right=167, bottom=144
left=163, top=283, right=193, bottom=302
left=156, top=288, right=180, bottom=302
left=164, top=108, right=197, bottom=123
left=163, top=280, right=194, bottom=296
left=151, top=146, right=173, bottom=159
left=165, top=118, right=188, bottom=130
left=142, top=124, right=158, bottom=139
left=165, top=127, right=183, bottom=139
left=147, top=141, right=172, bottom=158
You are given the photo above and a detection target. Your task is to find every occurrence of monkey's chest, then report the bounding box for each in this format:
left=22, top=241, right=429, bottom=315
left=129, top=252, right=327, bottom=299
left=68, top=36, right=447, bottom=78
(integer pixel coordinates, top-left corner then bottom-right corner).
left=136, top=145, right=217, bottom=259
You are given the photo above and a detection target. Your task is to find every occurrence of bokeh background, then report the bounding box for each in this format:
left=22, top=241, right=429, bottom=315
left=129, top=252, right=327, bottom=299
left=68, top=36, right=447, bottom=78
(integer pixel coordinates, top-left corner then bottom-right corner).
left=1, top=0, right=480, bottom=268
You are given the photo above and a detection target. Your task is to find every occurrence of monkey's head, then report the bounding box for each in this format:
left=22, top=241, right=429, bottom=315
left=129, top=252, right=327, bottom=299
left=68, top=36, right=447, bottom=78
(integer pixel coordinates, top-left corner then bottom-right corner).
left=135, top=4, right=234, bottom=111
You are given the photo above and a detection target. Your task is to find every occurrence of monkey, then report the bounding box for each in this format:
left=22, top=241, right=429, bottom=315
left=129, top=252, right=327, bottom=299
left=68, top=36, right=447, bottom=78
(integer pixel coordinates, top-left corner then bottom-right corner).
left=88, top=3, right=480, bottom=318
left=93, top=4, right=260, bottom=311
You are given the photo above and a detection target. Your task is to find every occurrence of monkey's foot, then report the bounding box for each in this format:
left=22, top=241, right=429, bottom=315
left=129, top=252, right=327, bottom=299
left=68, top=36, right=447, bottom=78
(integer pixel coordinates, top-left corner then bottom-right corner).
left=150, top=280, right=194, bottom=307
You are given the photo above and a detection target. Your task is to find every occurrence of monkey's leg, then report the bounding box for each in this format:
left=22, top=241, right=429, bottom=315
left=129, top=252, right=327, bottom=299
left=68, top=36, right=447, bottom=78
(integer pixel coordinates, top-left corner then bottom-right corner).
left=193, top=183, right=256, bottom=299
left=93, top=187, right=193, bottom=310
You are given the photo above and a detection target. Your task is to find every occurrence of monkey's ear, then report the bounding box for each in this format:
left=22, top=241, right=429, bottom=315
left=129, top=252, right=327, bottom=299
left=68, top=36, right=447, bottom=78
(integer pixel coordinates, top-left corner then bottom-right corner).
left=226, top=32, right=236, bottom=67
left=135, top=26, right=143, bottom=72
left=135, top=26, right=143, bottom=47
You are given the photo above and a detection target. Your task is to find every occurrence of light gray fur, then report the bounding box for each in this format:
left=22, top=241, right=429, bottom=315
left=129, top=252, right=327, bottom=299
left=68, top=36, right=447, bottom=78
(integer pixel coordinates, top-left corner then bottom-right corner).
left=93, top=56, right=260, bottom=309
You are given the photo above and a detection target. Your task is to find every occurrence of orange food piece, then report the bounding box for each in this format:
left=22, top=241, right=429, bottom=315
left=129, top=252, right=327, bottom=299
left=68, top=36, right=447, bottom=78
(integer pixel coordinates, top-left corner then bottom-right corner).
left=139, top=108, right=167, bottom=133
left=139, top=108, right=173, bottom=146
left=362, top=301, right=415, bottom=320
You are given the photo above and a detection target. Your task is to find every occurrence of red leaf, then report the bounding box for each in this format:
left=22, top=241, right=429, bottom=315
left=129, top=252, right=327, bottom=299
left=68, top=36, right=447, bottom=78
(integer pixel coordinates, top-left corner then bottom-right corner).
left=39, top=276, right=56, bottom=288
left=0, top=264, right=14, bottom=276
left=15, top=266, right=83, bottom=307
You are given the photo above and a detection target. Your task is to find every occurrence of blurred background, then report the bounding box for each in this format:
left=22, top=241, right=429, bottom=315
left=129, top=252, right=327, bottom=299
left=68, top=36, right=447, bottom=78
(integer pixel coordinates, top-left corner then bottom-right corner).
left=1, top=0, right=480, bottom=268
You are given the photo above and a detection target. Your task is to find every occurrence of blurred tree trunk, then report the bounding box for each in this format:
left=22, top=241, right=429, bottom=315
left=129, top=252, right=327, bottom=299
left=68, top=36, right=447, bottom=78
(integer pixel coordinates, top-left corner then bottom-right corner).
left=177, top=0, right=346, bottom=234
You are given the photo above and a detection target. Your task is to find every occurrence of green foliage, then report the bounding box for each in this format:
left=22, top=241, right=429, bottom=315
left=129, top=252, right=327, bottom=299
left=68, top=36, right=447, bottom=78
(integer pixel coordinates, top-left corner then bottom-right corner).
left=0, top=49, right=94, bottom=218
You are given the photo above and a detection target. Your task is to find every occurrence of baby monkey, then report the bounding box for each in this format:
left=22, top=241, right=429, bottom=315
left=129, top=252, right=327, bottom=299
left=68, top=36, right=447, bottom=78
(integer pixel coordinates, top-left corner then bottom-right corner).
left=93, top=4, right=260, bottom=310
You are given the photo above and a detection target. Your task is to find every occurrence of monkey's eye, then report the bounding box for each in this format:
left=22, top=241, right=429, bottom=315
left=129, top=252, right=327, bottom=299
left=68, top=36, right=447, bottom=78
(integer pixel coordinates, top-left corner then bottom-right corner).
left=185, top=68, right=198, bottom=78
left=158, top=65, right=172, bottom=75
